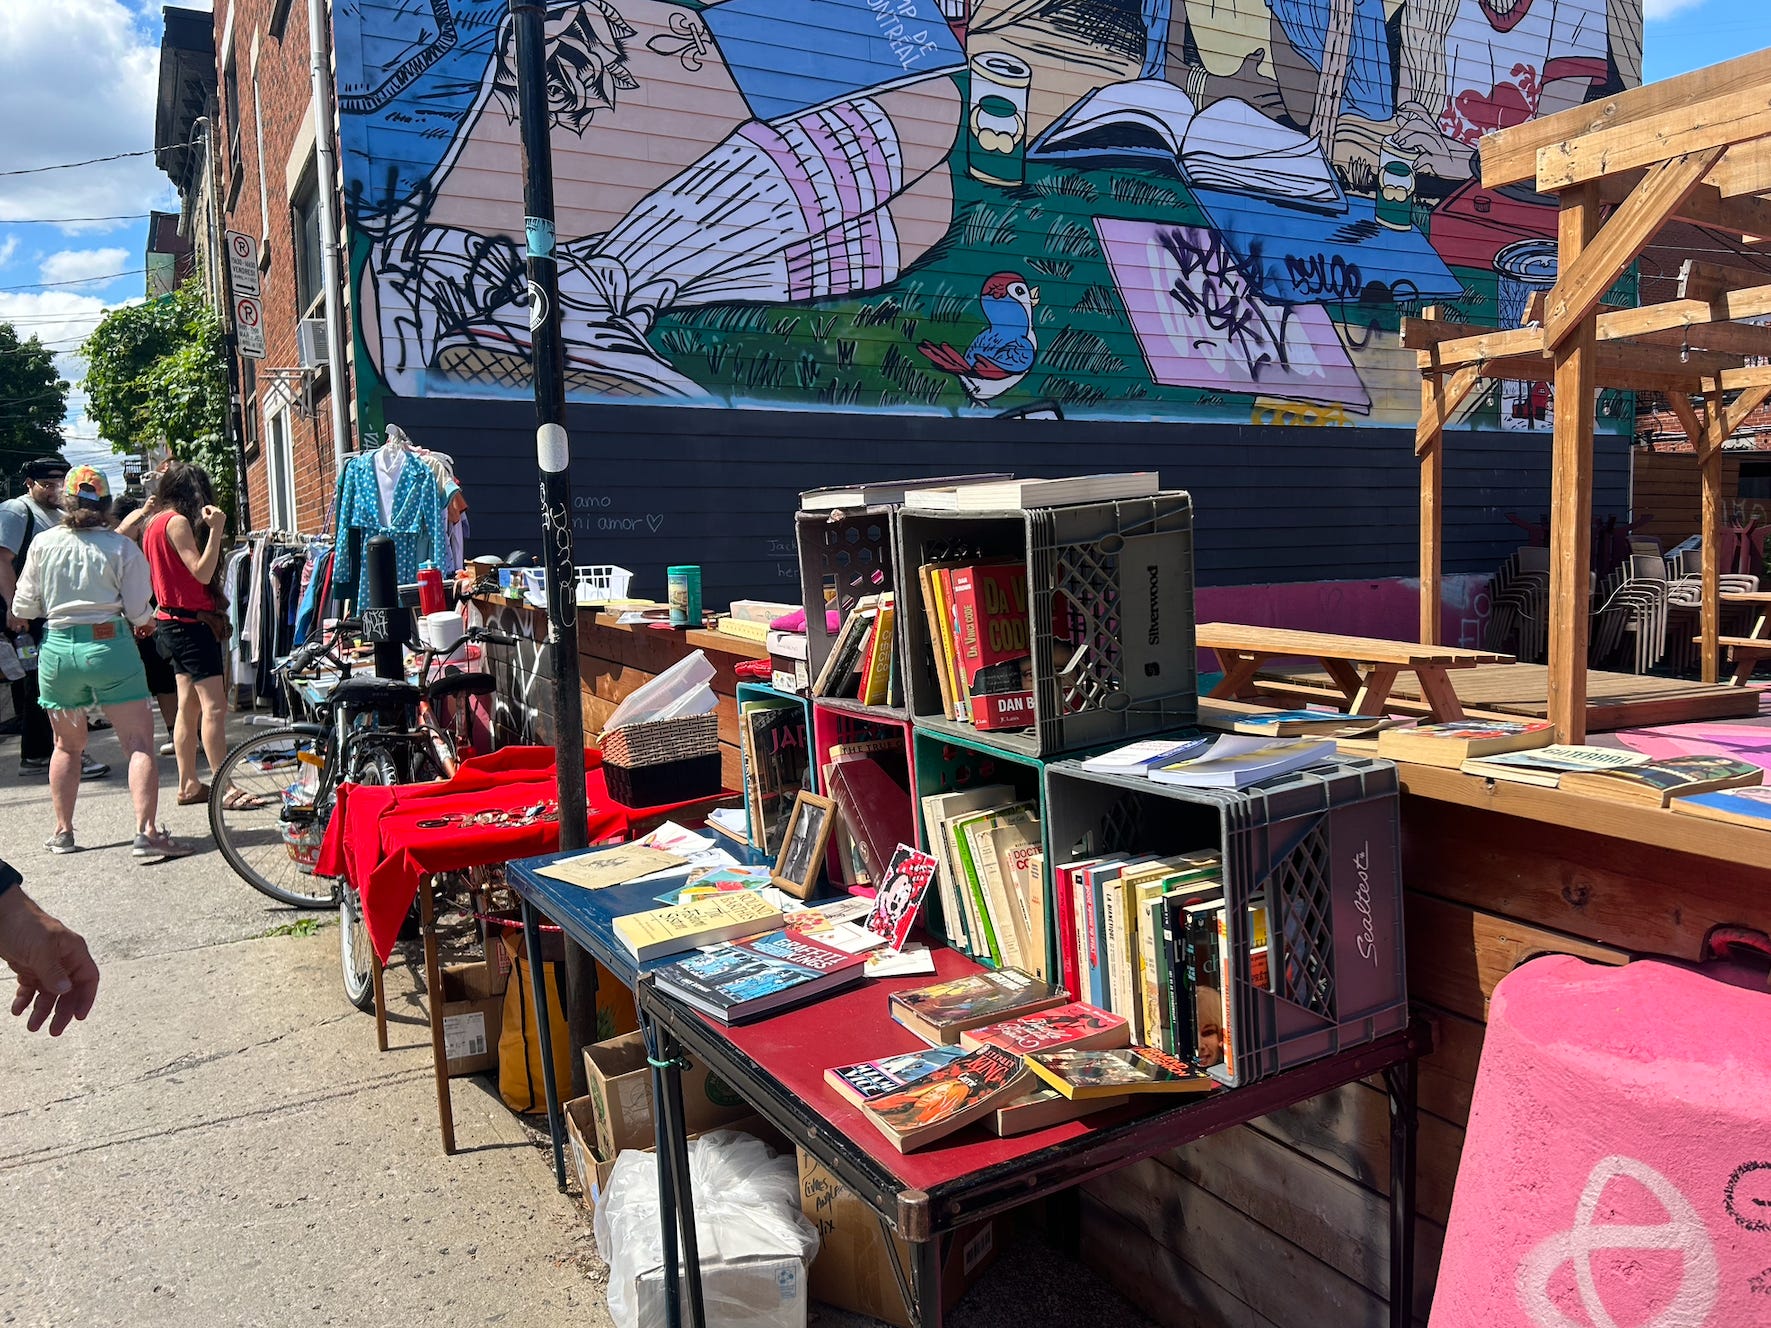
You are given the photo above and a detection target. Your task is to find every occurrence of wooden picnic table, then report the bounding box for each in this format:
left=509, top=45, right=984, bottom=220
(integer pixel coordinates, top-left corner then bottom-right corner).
left=1709, top=592, right=1771, bottom=685
left=1197, top=624, right=1513, bottom=723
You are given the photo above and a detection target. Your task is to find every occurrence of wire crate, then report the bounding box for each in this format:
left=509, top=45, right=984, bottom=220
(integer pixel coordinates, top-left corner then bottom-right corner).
left=1041, top=756, right=1407, bottom=1088
left=895, top=493, right=1197, bottom=759
left=796, top=507, right=904, bottom=708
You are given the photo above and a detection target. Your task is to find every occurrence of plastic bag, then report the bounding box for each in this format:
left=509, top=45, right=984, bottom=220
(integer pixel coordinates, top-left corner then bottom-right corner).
left=596, top=1129, right=820, bottom=1328
left=604, top=650, right=718, bottom=732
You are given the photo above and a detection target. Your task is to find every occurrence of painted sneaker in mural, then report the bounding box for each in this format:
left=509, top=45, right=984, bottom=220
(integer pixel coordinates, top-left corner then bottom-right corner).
left=917, top=273, right=1040, bottom=405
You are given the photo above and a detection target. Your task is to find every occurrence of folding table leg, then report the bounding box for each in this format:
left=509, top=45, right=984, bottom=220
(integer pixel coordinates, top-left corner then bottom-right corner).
left=420, top=876, right=455, bottom=1155
left=660, top=1036, right=708, bottom=1328
left=642, top=1010, right=684, bottom=1328
left=912, top=1233, right=944, bottom=1328
left=1385, top=1058, right=1420, bottom=1328
left=521, top=898, right=567, bottom=1192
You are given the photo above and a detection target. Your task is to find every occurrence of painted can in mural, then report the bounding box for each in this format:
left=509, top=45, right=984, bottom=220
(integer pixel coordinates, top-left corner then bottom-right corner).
left=332, top=0, right=1643, bottom=431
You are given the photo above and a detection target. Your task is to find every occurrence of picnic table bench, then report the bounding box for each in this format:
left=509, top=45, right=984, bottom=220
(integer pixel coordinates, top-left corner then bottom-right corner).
left=1198, top=624, right=1513, bottom=723
left=1706, top=592, right=1771, bottom=685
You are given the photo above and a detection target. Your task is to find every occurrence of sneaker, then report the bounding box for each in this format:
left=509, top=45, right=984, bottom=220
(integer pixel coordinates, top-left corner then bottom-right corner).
left=80, top=755, right=110, bottom=781
left=19, top=756, right=48, bottom=773
left=45, top=830, right=77, bottom=854
left=133, top=829, right=193, bottom=860
left=158, top=740, right=175, bottom=757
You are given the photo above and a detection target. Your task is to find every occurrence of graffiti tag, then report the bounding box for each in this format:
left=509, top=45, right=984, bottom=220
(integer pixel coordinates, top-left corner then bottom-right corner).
left=1251, top=398, right=1351, bottom=427
left=866, top=0, right=944, bottom=73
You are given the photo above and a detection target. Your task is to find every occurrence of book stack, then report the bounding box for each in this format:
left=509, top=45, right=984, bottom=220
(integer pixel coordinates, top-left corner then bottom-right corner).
left=1080, top=732, right=1334, bottom=789
left=916, top=561, right=1034, bottom=732
left=1053, top=851, right=1256, bottom=1081
left=920, top=784, right=1046, bottom=973
left=812, top=592, right=896, bottom=706
left=652, top=928, right=867, bottom=1024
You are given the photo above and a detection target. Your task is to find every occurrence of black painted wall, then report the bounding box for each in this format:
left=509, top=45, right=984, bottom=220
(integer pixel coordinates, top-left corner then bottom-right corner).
left=386, top=398, right=1631, bottom=605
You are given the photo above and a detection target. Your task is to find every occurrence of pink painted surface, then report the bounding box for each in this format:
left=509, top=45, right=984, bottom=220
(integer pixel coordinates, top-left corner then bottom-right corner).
left=1195, top=573, right=1493, bottom=655
left=1431, top=955, right=1771, bottom=1328
left=1613, top=722, right=1771, bottom=774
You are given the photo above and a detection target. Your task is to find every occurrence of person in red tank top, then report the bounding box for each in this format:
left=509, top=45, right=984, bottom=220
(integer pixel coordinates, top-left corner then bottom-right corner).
left=142, top=463, right=233, bottom=806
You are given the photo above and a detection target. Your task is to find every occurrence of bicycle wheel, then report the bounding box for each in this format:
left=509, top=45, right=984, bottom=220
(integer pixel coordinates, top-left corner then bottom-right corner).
left=338, top=748, right=398, bottom=1013
left=209, top=724, right=338, bottom=910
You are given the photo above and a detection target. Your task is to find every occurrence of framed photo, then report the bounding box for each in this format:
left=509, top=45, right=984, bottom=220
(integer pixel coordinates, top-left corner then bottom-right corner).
left=772, top=792, right=836, bottom=899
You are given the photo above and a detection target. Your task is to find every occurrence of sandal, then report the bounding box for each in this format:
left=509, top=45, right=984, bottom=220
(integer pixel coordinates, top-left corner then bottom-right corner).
left=220, top=789, right=271, bottom=811
left=177, top=783, right=211, bottom=806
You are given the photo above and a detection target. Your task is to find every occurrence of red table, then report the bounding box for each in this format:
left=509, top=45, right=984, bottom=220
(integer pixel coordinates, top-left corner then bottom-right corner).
left=317, top=745, right=737, bottom=1151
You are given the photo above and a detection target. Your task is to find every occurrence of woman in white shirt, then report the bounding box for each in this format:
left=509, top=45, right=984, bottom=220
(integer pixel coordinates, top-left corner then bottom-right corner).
left=12, top=467, right=190, bottom=860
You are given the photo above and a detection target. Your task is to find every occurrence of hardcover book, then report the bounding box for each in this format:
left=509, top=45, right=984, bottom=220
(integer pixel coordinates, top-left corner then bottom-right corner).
left=824, top=1044, right=969, bottom=1107
left=653, top=929, right=866, bottom=1023
left=889, top=968, right=1068, bottom=1045
left=823, top=757, right=915, bottom=884
left=958, top=1002, right=1131, bottom=1055
left=1376, top=720, right=1554, bottom=767
left=1556, top=755, right=1763, bottom=807
left=612, top=890, right=783, bottom=962
left=949, top=564, right=1033, bottom=730
left=1025, top=1047, right=1217, bottom=1099
left=860, top=1045, right=1033, bottom=1151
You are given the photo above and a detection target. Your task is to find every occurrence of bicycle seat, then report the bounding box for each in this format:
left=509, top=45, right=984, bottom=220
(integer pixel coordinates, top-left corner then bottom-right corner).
left=329, top=675, right=421, bottom=712
left=427, top=672, right=496, bottom=705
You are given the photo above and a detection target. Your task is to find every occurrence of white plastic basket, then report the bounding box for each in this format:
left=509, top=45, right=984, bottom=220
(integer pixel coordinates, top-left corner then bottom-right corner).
left=576, top=565, right=634, bottom=604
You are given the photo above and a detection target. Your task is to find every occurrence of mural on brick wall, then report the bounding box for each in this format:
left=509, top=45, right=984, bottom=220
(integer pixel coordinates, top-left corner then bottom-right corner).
left=332, top=0, right=1642, bottom=433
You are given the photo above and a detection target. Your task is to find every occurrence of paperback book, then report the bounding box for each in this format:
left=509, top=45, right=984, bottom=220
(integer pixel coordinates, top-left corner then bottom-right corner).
left=1080, top=734, right=1213, bottom=775
left=889, top=968, right=1068, bottom=1045
left=1670, top=784, right=1771, bottom=829
left=612, top=889, right=782, bottom=962
left=866, top=845, right=940, bottom=951
left=859, top=1045, right=1033, bottom=1151
left=989, top=1085, right=1132, bottom=1136
left=1556, top=754, right=1763, bottom=807
left=824, top=1044, right=969, bottom=1107
left=1377, top=720, right=1554, bottom=767
left=950, top=564, right=1033, bottom=730
left=1200, top=708, right=1391, bottom=738
left=653, top=928, right=866, bottom=1023
left=1025, top=1047, right=1217, bottom=1099
left=1459, top=744, right=1652, bottom=787
left=958, top=1002, right=1131, bottom=1055
left=1148, top=735, right=1332, bottom=789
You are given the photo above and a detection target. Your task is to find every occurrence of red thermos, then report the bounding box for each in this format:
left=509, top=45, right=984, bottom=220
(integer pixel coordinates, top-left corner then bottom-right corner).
left=417, top=562, right=446, bottom=616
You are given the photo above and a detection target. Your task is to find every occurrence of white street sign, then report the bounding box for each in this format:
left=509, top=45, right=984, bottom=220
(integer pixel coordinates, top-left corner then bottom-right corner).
left=225, top=230, right=260, bottom=298
left=234, top=294, right=266, bottom=359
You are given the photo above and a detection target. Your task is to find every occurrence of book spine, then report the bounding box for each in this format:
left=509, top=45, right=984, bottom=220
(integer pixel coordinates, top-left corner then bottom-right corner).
left=1152, top=897, right=1174, bottom=1055
left=862, top=599, right=895, bottom=706
left=1136, top=893, right=1164, bottom=1053
left=920, top=799, right=970, bottom=954
left=937, top=568, right=970, bottom=721
left=1083, top=868, right=1107, bottom=1009
left=1182, top=905, right=1220, bottom=1066
left=1024, top=849, right=1048, bottom=984
left=961, top=820, right=1013, bottom=969
left=1104, top=879, right=1140, bottom=1038
left=1055, top=865, right=1080, bottom=1001
left=1216, top=910, right=1238, bottom=1084
left=985, top=828, right=1037, bottom=974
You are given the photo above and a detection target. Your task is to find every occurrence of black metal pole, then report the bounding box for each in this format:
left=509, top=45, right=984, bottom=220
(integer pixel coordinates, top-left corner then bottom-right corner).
left=510, top=0, right=593, bottom=1095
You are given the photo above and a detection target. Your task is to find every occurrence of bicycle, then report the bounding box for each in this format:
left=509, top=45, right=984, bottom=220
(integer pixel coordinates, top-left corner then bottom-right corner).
left=208, top=617, right=509, bottom=1010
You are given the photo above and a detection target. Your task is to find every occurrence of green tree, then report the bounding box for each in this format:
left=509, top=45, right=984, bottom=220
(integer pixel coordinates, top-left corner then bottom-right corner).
left=0, top=322, right=70, bottom=488
left=81, top=281, right=232, bottom=510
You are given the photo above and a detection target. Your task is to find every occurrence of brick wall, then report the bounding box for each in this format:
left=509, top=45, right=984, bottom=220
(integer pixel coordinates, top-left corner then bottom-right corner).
left=214, top=0, right=343, bottom=535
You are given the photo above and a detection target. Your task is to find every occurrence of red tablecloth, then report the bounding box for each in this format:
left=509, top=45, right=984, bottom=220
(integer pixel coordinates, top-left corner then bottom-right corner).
left=316, top=746, right=708, bottom=963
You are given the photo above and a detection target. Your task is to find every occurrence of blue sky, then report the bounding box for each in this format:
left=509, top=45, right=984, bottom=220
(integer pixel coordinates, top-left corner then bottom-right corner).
left=0, top=0, right=1764, bottom=483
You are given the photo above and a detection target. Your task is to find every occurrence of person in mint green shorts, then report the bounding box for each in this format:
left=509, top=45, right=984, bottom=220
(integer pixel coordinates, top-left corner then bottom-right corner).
left=11, top=467, right=191, bottom=860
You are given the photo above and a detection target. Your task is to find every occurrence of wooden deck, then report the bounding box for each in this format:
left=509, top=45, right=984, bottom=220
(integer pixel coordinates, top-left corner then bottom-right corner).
left=1252, top=662, right=1762, bottom=730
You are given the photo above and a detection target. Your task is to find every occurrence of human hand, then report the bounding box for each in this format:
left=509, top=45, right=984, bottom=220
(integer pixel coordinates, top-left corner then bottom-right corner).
left=0, top=887, right=99, bottom=1036
left=133, top=622, right=157, bottom=641
left=201, top=505, right=228, bottom=531
left=6, top=615, right=25, bottom=634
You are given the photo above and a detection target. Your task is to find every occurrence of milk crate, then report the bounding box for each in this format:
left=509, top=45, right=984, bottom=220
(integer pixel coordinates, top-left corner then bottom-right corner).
left=1041, top=756, right=1407, bottom=1088
left=895, top=494, right=1197, bottom=759
left=796, top=506, right=905, bottom=710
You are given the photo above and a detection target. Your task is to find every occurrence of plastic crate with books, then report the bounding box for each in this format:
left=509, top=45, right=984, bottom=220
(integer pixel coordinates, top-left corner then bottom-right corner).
left=894, top=489, right=1198, bottom=759
left=809, top=699, right=917, bottom=895
left=1039, top=755, right=1407, bottom=1088
left=796, top=505, right=903, bottom=709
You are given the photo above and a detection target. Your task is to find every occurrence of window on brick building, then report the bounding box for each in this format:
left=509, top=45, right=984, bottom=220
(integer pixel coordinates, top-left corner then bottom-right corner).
left=291, top=161, right=324, bottom=316
left=223, top=48, right=243, bottom=186
left=267, top=405, right=297, bottom=532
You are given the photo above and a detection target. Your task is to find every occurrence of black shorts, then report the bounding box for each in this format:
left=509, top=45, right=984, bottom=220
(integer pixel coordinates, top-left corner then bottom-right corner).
left=156, top=618, right=224, bottom=682
left=138, top=632, right=176, bottom=696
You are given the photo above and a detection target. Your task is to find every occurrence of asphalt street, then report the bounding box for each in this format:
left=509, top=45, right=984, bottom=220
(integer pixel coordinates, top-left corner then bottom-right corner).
left=0, top=715, right=1155, bottom=1328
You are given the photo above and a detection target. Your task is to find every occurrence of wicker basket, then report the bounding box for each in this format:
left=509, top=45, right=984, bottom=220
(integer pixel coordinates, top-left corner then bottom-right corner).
left=600, top=712, right=719, bottom=769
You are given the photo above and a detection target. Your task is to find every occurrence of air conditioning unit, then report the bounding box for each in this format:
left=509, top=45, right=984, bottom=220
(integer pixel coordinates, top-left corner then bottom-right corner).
left=297, top=318, right=329, bottom=369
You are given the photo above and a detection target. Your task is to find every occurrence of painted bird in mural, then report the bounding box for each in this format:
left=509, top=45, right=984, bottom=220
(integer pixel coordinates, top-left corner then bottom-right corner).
left=917, top=272, right=1040, bottom=404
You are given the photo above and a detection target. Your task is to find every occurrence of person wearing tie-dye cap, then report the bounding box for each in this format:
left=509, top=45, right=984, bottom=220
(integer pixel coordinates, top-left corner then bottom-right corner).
left=10, top=466, right=191, bottom=860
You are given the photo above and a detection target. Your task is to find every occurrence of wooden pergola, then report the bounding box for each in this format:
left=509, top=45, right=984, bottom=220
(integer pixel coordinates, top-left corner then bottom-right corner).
left=1409, top=48, right=1771, bottom=743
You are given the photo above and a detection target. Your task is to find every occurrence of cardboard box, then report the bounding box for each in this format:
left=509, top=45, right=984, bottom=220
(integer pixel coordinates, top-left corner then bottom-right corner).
left=439, top=963, right=503, bottom=1077
left=563, top=1095, right=600, bottom=1202
left=797, top=1151, right=997, bottom=1328
left=583, top=1030, right=751, bottom=1159
left=482, top=928, right=513, bottom=996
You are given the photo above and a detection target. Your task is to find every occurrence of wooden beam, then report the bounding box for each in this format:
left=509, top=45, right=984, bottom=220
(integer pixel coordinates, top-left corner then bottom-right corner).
left=1674, top=183, right=1771, bottom=238
left=1701, top=412, right=1724, bottom=684
left=1474, top=353, right=1704, bottom=395
left=1536, top=92, right=1771, bottom=191
left=1544, top=148, right=1726, bottom=346
left=1632, top=321, right=1771, bottom=358
left=1719, top=384, right=1771, bottom=440
left=1715, top=364, right=1771, bottom=392
left=1679, top=259, right=1771, bottom=303
left=1479, top=47, right=1771, bottom=187
left=1415, top=363, right=1481, bottom=456
left=1548, top=184, right=1600, bottom=744
left=1711, top=139, right=1771, bottom=198
left=1663, top=391, right=1708, bottom=452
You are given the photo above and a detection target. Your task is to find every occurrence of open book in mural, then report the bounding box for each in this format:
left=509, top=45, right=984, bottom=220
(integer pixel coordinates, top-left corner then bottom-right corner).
left=332, top=0, right=1642, bottom=433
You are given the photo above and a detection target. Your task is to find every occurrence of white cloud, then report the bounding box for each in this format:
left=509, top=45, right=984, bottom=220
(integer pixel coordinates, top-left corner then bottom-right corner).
left=39, top=247, right=132, bottom=286
left=0, top=289, right=143, bottom=470
left=0, top=2, right=174, bottom=232
left=1644, top=0, right=1706, bottom=18
left=0, top=236, right=16, bottom=267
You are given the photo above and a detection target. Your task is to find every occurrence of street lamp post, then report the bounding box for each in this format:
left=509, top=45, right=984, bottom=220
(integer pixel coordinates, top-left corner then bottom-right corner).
left=507, top=0, right=594, bottom=1100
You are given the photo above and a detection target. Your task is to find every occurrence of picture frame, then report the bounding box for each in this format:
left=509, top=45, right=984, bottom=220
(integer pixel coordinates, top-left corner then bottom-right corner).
left=772, top=792, right=836, bottom=900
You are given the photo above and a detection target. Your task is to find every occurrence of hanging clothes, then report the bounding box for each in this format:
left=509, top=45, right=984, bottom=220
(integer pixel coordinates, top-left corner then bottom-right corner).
left=331, top=444, right=447, bottom=607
